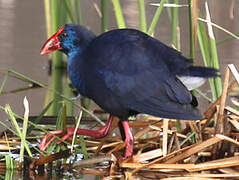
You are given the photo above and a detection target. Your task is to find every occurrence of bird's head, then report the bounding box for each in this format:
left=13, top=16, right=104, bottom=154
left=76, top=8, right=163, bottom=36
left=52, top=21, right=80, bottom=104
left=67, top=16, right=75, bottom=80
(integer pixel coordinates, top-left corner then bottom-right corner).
left=40, top=24, right=96, bottom=56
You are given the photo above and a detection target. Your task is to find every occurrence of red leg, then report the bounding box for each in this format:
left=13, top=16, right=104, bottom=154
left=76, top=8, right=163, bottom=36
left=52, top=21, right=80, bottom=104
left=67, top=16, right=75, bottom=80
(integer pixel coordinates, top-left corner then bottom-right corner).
left=40, top=115, right=114, bottom=151
left=121, top=121, right=134, bottom=158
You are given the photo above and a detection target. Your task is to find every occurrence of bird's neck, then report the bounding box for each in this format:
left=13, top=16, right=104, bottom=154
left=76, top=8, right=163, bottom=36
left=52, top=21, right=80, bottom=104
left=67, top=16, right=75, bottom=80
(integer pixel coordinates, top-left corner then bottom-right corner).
left=66, top=33, right=96, bottom=96
left=67, top=48, right=87, bottom=96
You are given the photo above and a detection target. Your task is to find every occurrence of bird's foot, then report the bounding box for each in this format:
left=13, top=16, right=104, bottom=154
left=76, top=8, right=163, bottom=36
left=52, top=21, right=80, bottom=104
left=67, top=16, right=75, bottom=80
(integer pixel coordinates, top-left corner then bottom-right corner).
left=121, top=121, right=134, bottom=158
left=124, top=140, right=134, bottom=158
left=39, top=115, right=114, bottom=151
left=39, top=127, right=76, bottom=151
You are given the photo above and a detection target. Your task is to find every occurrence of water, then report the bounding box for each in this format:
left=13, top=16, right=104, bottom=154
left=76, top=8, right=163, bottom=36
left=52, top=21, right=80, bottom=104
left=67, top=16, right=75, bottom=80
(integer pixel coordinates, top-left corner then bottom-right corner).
left=0, top=0, right=239, bottom=179
left=1, top=0, right=239, bottom=122
left=0, top=0, right=47, bottom=122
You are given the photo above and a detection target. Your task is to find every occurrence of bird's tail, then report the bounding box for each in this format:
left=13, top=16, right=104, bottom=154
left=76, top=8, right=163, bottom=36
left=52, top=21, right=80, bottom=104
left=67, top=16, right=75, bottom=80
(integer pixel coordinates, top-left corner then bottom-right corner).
left=179, top=66, right=219, bottom=78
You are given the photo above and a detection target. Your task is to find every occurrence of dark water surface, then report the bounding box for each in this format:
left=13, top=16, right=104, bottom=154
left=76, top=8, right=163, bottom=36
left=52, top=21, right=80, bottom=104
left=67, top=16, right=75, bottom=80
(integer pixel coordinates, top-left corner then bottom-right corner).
left=0, top=0, right=239, bottom=179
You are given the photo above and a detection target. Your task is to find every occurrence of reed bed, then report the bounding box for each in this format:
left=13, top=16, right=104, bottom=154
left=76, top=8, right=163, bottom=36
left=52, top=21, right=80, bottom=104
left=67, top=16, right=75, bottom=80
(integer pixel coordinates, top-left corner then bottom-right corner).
left=0, top=1, right=239, bottom=179
left=0, top=64, right=238, bottom=179
left=54, top=65, right=239, bottom=179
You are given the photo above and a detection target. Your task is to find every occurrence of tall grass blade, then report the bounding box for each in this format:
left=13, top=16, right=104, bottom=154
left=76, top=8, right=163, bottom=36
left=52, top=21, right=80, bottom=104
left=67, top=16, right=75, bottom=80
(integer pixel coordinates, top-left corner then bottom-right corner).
left=62, top=78, right=74, bottom=116
left=5, top=155, right=15, bottom=170
left=56, top=103, right=64, bottom=130
left=44, top=0, right=51, bottom=37
left=79, top=135, right=89, bottom=159
left=4, top=132, right=16, bottom=170
left=1, top=70, right=104, bottom=125
left=0, top=72, right=9, bottom=96
left=111, top=0, right=126, bottom=28
left=197, top=18, right=218, bottom=101
left=171, top=0, right=179, bottom=49
left=148, top=0, right=167, bottom=35
left=74, top=0, right=82, bottom=24
left=0, top=105, right=77, bottom=155
left=137, top=0, right=147, bottom=32
left=61, top=102, right=67, bottom=134
left=1, top=86, right=42, bottom=95
left=63, top=0, right=76, bottom=23
left=46, top=103, right=67, bottom=153
left=50, top=0, right=64, bottom=68
left=0, top=70, right=46, bottom=88
left=197, top=19, right=210, bottom=66
left=217, top=32, right=239, bottom=45
left=187, top=0, right=199, bottom=59
left=198, top=18, right=239, bottom=40
left=19, top=97, right=30, bottom=164
left=205, top=2, right=222, bottom=99
left=5, top=105, right=32, bottom=161
left=71, top=111, right=82, bottom=152
left=180, top=132, right=195, bottom=146
left=101, top=0, right=108, bottom=32
left=165, top=1, right=172, bottom=25
left=48, top=68, right=63, bottom=115
left=5, top=169, right=14, bottom=179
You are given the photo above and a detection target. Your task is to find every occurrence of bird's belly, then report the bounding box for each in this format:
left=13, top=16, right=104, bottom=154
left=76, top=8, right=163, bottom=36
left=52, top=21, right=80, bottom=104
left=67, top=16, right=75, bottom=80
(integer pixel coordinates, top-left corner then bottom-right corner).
left=88, top=87, right=131, bottom=118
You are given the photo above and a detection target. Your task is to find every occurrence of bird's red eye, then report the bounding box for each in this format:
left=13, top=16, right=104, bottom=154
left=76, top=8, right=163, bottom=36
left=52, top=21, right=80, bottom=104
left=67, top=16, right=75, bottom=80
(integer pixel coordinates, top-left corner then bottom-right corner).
left=62, top=33, right=68, bottom=37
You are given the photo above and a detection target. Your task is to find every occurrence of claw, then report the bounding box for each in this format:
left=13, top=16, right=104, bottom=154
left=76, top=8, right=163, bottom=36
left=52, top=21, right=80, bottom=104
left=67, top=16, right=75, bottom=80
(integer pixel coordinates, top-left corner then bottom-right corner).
left=39, top=130, right=63, bottom=151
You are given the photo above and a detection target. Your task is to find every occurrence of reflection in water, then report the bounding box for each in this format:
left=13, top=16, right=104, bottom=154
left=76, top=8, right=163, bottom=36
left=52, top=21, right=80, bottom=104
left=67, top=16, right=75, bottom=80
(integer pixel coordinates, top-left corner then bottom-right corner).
left=0, top=0, right=15, bottom=52
left=0, top=0, right=46, bottom=124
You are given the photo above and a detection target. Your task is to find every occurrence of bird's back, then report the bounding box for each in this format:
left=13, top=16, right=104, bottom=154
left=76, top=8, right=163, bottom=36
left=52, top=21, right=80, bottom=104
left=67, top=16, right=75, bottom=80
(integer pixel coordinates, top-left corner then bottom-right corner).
left=81, top=29, right=202, bottom=120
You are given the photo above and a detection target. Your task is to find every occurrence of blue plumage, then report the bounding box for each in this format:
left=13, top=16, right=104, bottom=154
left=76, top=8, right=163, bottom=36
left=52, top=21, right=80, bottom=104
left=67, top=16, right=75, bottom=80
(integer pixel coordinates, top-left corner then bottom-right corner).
left=58, top=24, right=218, bottom=120
left=40, top=24, right=219, bottom=157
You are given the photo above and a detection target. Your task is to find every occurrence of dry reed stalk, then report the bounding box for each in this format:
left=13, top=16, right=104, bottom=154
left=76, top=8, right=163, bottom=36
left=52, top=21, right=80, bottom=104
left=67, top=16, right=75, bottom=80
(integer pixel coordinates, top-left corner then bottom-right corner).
left=168, top=133, right=176, bottom=153
left=106, top=142, right=125, bottom=155
left=163, top=119, right=169, bottom=156
left=30, top=150, right=71, bottom=168
left=211, top=66, right=230, bottom=159
left=120, top=162, right=194, bottom=169
left=79, top=168, right=107, bottom=176
left=0, top=144, right=16, bottom=150
left=161, top=178, right=216, bottom=180
left=164, top=136, right=222, bottom=163
left=188, top=121, right=201, bottom=142
left=0, top=140, right=21, bottom=144
left=229, top=119, right=239, bottom=130
left=73, top=154, right=116, bottom=168
left=87, top=141, right=122, bottom=151
left=225, top=106, right=239, bottom=116
left=94, top=140, right=106, bottom=156
left=134, top=127, right=151, bottom=140
left=216, top=134, right=239, bottom=146
left=204, top=80, right=237, bottom=119
left=228, top=64, right=239, bottom=84
left=174, top=132, right=181, bottom=150
left=215, top=66, right=230, bottom=135
left=187, top=156, right=239, bottom=172
left=133, top=148, right=163, bottom=162
left=218, top=167, right=239, bottom=174
left=188, top=173, right=239, bottom=178
left=130, top=145, right=194, bottom=174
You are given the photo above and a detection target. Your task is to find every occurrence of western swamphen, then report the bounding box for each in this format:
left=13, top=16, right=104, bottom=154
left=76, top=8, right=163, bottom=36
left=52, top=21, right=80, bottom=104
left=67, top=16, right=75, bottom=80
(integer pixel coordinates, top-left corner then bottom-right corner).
left=40, top=24, right=218, bottom=157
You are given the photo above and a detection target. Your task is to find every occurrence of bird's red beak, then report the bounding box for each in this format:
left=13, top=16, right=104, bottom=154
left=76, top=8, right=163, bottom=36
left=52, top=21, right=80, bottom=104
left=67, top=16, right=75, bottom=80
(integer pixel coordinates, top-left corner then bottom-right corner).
left=40, top=26, right=65, bottom=55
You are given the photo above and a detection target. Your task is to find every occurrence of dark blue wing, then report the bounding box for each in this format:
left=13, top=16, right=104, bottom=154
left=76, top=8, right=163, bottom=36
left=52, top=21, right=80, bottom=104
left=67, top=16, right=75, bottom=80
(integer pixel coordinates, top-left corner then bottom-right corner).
left=84, top=29, right=202, bottom=120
